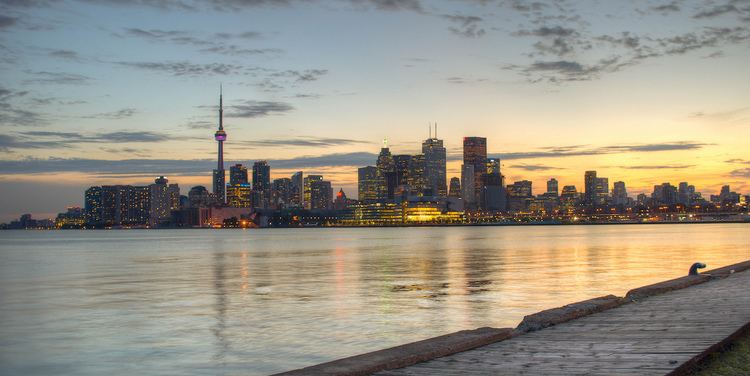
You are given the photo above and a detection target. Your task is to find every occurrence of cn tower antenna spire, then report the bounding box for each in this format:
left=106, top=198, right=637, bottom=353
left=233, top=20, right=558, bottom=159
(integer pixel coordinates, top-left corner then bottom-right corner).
left=219, top=83, right=224, bottom=131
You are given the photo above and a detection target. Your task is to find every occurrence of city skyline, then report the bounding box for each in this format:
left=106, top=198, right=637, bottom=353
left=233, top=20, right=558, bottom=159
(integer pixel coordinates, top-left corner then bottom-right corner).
left=2, top=0, right=750, bottom=221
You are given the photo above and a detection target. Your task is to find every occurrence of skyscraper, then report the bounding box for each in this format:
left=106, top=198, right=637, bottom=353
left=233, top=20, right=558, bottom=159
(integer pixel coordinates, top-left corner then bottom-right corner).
left=252, top=160, right=271, bottom=208
left=481, top=158, right=506, bottom=211
left=407, top=154, right=427, bottom=196
left=462, top=137, right=487, bottom=209
left=612, top=181, right=628, bottom=206
left=290, top=171, right=303, bottom=208
left=310, top=179, right=333, bottom=210
left=393, top=154, right=411, bottom=188
left=230, top=164, right=248, bottom=186
left=422, top=128, right=447, bottom=197
left=584, top=171, right=597, bottom=205
left=149, top=176, right=172, bottom=226
left=358, top=166, right=378, bottom=203
left=547, top=178, right=559, bottom=196
left=212, top=88, right=227, bottom=205
left=304, top=175, right=323, bottom=209
left=376, top=140, right=395, bottom=201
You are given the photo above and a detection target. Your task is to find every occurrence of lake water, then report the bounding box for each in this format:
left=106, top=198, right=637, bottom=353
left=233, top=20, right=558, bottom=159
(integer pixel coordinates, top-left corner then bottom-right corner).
left=1, top=224, right=749, bottom=375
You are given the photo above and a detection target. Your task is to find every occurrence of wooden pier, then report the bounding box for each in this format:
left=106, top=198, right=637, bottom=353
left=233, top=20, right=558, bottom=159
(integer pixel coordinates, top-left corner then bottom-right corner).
left=275, top=261, right=750, bottom=376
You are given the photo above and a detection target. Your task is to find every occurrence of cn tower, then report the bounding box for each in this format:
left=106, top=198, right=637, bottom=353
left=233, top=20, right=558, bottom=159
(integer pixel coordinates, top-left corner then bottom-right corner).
left=212, top=86, right=227, bottom=205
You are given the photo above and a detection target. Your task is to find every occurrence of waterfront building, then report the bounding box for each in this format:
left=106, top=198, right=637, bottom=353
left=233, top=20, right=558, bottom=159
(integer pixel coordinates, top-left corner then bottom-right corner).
left=462, top=137, right=487, bottom=209
left=560, top=185, right=579, bottom=212
left=252, top=160, right=271, bottom=208
left=448, top=177, right=461, bottom=198
left=422, top=129, right=447, bottom=197
left=310, top=179, right=333, bottom=210
left=304, top=175, right=323, bottom=209
left=55, top=207, right=85, bottom=229
left=358, top=166, right=378, bottom=203
left=272, top=178, right=292, bottom=209
left=507, top=180, right=533, bottom=212
left=481, top=158, right=506, bottom=212
left=652, top=183, right=678, bottom=205
left=612, top=181, right=628, bottom=206
left=290, top=171, right=303, bottom=208
left=585, top=171, right=609, bottom=206
left=376, top=140, right=395, bottom=201
left=226, top=183, right=252, bottom=208
left=149, top=176, right=172, bottom=227
left=212, top=89, right=227, bottom=205
left=85, top=186, right=103, bottom=225
left=547, top=178, right=559, bottom=196
left=230, top=164, right=249, bottom=186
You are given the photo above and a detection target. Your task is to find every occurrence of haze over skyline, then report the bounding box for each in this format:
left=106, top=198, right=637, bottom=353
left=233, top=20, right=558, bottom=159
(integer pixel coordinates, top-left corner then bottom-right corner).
left=1, top=0, right=749, bottom=221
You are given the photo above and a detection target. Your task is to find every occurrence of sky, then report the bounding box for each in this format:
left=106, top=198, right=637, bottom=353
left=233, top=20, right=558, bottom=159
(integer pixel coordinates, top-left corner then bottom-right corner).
left=1, top=0, right=749, bottom=221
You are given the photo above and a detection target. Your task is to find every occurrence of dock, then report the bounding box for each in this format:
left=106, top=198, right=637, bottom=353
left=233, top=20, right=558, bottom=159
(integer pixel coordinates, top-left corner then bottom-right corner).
left=274, top=260, right=750, bottom=376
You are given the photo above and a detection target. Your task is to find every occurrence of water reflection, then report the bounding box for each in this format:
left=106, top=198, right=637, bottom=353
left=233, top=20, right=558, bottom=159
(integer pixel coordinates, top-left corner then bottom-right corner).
left=0, top=224, right=748, bottom=376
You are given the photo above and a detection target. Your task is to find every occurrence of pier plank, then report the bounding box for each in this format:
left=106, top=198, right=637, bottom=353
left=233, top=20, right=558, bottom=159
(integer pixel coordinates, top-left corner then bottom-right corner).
left=377, top=270, right=750, bottom=376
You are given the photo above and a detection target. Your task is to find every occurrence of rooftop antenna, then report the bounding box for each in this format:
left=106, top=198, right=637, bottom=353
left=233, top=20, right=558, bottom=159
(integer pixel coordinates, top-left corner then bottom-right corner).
left=435, top=122, right=438, bottom=138
left=429, top=122, right=432, bottom=139
left=383, top=138, right=388, bottom=148
left=219, top=83, right=224, bottom=131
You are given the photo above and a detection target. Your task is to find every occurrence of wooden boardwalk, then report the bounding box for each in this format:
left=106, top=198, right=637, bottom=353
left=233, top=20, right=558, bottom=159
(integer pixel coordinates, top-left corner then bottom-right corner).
left=377, top=270, right=750, bottom=376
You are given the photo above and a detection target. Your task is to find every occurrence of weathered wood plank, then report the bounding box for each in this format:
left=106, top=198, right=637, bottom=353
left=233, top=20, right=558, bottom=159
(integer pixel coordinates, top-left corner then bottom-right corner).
left=377, top=270, right=750, bottom=376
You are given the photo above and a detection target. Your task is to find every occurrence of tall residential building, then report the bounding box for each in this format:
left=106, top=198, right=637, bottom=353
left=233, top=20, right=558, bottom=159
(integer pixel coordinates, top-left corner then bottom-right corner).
left=290, top=171, right=303, bottom=208
left=422, top=132, right=447, bottom=197
left=652, top=182, right=678, bottom=205
left=149, top=176, right=172, bottom=226
left=358, top=166, right=378, bottom=203
left=304, top=175, right=323, bottom=209
left=252, top=160, right=271, bottom=208
left=448, top=177, right=461, bottom=198
left=310, top=179, right=333, bottom=210
left=85, top=186, right=103, bottom=225
left=376, top=141, right=395, bottom=201
left=229, top=164, right=248, bottom=186
left=462, top=137, right=487, bottom=209
left=547, top=178, right=559, bottom=196
left=212, top=88, right=227, bottom=205
left=678, top=182, right=691, bottom=205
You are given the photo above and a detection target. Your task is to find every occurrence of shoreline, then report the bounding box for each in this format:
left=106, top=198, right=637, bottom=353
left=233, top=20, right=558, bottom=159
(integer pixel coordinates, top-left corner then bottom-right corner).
left=4, top=219, right=749, bottom=230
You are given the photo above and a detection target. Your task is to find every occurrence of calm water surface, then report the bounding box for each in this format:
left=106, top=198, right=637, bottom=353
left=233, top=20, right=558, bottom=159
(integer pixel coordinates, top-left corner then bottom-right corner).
left=1, top=224, right=749, bottom=375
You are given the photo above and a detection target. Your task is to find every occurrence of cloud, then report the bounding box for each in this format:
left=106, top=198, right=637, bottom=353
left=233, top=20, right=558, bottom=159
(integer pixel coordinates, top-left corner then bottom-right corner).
left=729, top=168, right=750, bottom=178
left=0, top=87, right=46, bottom=127
left=510, top=164, right=564, bottom=171
left=272, top=69, right=328, bottom=82
left=1, top=131, right=174, bottom=151
left=23, top=71, right=92, bottom=85
left=122, top=28, right=276, bottom=56
left=689, top=106, right=749, bottom=121
left=199, top=45, right=282, bottom=56
left=237, top=137, right=371, bottom=148
left=351, top=0, right=423, bottom=12
left=0, top=15, right=18, bottom=30
left=508, top=57, right=629, bottom=82
left=616, top=164, right=695, bottom=169
left=82, top=108, right=137, bottom=119
left=226, top=100, right=294, bottom=118
left=0, top=152, right=379, bottom=175
left=114, top=61, right=245, bottom=76
left=184, top=120, right=215, bottom=129
left=442, top=14, right=485, bottom=38
left=726, top=158, right=750, bottom=164
left=492, top=142, right=710, bottom=160
left=651, top=2, right=680, bottom=13
left=693, top=4, right=741, bottom=19
left=48, top=49, right=79, bottom=59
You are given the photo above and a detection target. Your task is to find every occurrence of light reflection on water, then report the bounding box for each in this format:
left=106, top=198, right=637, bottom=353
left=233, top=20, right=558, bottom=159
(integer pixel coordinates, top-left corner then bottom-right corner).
left=0, top=224, right=748, bottom=375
